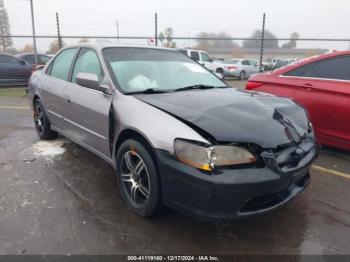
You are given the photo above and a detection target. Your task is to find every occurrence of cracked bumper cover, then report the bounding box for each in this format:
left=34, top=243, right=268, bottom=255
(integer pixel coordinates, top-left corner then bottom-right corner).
left=155, top=137, right=317, bottom=221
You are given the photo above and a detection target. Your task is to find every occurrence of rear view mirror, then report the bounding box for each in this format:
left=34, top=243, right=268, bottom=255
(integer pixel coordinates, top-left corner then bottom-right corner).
left=76, top=72, right=100, bottom=90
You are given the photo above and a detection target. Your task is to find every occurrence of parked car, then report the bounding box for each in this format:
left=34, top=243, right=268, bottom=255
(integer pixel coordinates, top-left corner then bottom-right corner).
left=0, top=53, right=32, bottom=86
left=271, top=59, right=295, bottom=70
left=246, top=50, right=350, bottom=151
left=28, top=43, right=317, bottom=220
left=176, top=49, right=225, bottom=77
left=223, top=59, right=260, bottom=79
left=17, top=53, right=51, bottom=66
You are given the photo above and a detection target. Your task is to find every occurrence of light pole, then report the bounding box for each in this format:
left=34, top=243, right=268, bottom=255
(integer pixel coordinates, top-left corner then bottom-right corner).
left=116, top=21, right=119, bottom=43
left=29, top=0, right=37, bottom=64
left=22, top=0, right=37, bottom=64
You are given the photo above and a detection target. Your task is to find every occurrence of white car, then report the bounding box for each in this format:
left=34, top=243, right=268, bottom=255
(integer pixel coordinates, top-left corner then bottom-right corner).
left=223, top=59, right=260, bottom=80
left=176, top=49, right=225, bottom=78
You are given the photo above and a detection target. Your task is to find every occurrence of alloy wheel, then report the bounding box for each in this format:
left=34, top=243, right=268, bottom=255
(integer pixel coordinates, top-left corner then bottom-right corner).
left=120, top=151, right=150, bottom=205
left=34, top=103, right=44, bottom=135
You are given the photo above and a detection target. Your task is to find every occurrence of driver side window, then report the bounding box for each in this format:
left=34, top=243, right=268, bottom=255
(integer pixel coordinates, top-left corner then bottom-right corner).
left=71, top=48, right=103, bottom=85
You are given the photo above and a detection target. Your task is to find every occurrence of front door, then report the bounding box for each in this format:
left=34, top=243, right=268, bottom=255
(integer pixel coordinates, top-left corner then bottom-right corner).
left=293, top=56, right=350, bottom=147
left=62, top=48, right=112, bottom=158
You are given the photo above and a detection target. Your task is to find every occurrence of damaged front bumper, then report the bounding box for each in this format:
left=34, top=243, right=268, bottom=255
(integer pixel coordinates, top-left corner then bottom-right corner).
left=156, top=134, right=318, bottom=221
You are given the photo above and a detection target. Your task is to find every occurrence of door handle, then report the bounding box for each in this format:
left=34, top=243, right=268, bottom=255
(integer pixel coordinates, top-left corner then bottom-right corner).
left=64, top=95, right=71, bottom=103
left=299, top=83, right=313, bottom=90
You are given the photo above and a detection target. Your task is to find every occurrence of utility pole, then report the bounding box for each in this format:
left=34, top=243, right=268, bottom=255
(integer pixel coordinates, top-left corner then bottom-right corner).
left=56, top=12, right=62, bottom=49
left=259, top=13, right=266, bottom=72
left=155, top=12, right=158, bottom=46
left=29, top=0, right=38, bottom=64
left=116, top=21, right=119, bottom=43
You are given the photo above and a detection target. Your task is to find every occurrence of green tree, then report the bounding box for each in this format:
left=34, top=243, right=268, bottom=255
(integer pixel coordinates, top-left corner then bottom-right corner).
left=46, top=39, right=65, bottom=54
left=243, top=29, right=279, bottom=49
left=195, top=31, right=238, bottom=50
left=78, top=37, right=89, bottom=43
left=158, top=32, right=165, bottom=46
left=281, top=32, right=300, bottom=49
left=21, top=44, right=34, bottom=53
left=164, top=27, right=174, bottom=47
left=0, top=0, right=13, bottom=51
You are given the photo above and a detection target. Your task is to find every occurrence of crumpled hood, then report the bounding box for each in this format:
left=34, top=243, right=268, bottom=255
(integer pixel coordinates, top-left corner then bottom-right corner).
left=134, top=88, right=309, bottom=148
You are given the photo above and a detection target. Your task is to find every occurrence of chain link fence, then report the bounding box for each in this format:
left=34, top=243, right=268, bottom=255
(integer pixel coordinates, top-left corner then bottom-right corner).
left=0, top=34, right=349, bottom=86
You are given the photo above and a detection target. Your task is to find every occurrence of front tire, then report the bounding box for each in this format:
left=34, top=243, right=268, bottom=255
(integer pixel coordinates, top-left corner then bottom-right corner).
left=33, top=99, right=58, bottom=140
left=215, top=68, right=224, bottom=79
left=116, top=139, right=162, bottom=217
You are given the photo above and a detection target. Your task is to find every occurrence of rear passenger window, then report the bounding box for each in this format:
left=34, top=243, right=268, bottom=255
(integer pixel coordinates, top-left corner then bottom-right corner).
left=242, top=60, right=250, bottom=66
left=71, top=48, right=102, bottom=84
left=309, top=56, right=350, bottom=81
left=283, top=63, right=313, bottom=77
left=190, top=51, right=200, bottom=62
left=50, top=48, right=78, bottom=81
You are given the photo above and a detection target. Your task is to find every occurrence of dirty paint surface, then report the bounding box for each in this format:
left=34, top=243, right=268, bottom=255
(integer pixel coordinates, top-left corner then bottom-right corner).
left=0, top=97, right=350, bottom=255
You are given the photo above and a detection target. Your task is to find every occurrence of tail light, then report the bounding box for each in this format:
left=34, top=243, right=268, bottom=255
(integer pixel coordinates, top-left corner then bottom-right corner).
left=31, top=64, right=37, bottom=74
left=225, top=66, right=237, bottom=70
left=246, top=81, right=264, bottom=90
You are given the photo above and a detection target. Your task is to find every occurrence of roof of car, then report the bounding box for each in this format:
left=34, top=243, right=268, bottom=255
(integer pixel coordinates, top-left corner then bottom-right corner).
left=272, top=50, right=350, bottom=75
left=18, top=53, right=48, bottom=56
left=62, top=42, right=175, bottom=51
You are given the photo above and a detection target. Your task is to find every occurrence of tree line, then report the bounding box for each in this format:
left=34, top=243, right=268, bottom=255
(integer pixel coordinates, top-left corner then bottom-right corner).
left=157, top=27, right=300, bottom=50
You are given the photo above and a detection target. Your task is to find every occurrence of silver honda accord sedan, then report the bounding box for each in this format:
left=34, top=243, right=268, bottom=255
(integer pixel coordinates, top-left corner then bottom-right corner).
left=27, top=43, right=318, bottom=221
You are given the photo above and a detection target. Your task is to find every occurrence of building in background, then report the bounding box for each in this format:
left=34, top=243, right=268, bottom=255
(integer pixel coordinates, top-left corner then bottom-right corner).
left=207, top=47, right=329, bottom=60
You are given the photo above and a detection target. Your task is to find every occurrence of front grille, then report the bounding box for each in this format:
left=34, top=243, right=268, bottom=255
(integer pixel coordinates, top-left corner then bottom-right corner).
left=261, top=134, right=316, bottom=174
left=239, top=172, right=310, bottom=214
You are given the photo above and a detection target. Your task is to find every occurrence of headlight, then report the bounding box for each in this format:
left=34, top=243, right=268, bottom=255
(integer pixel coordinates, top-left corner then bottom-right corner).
left=174, top=139, right=256, bottom=171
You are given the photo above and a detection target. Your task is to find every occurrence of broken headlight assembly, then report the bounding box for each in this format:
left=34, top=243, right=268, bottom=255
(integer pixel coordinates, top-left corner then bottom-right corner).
left=174, top=139, right=256, bottom=171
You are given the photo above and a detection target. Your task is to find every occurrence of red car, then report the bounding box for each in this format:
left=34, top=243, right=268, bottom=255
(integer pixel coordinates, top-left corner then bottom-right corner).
left=246, top=51, right=350, bottom=151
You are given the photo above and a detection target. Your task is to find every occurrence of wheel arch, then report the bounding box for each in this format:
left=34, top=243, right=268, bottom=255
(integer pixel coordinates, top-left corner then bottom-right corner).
left=113, top=128, right=158, bottom=167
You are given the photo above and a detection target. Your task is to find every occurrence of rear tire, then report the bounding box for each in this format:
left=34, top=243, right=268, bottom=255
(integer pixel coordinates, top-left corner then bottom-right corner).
left=33, top=99, right=58, bottom=140
left=116, top=139, right=162, bottom=217
left=239, top=71, right=246, bottom=80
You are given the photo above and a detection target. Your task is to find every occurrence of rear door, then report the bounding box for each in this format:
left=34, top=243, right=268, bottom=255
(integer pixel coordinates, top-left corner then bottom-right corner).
left=41, top=48, right=79, bottom=128
left=63, top=47, right=112, bottom=158
left=241, top=60, right=253, bottom=76
left=293, top=56, right=350, bottom=146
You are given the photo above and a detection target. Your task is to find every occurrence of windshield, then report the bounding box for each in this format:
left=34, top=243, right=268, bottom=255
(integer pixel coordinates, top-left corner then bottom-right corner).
left=103, top=47, right=225, bottom=93
left=224, top=59, right=239, bottom=64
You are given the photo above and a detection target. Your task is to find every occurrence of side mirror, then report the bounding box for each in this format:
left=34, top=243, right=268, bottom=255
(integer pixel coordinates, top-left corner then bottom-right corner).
left=76, top=72, right=100, bottom=90
left=76, top=72, right=112, bottom=94
left=209, top=58, right=213, bottom=62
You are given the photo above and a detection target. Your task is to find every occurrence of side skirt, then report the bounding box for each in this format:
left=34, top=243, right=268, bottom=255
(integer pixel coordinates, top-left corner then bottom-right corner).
left=51, top=125, right=116, bottom=169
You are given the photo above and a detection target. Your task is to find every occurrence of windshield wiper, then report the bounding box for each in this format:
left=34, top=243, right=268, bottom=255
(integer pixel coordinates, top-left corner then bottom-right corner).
left=127, top=88, right=169, bottom=95
left=174, top=84, right=228, bottom=92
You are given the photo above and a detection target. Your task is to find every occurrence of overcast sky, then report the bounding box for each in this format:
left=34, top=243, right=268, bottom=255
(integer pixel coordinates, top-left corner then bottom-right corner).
left=4, top=0, right=350, bottom=52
